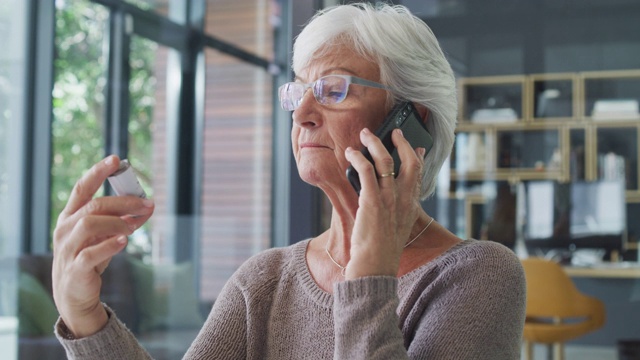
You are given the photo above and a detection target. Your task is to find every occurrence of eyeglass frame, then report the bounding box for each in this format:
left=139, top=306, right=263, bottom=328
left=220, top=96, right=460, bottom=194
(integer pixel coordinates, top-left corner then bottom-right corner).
left=278, top=74, right=390, bottom=111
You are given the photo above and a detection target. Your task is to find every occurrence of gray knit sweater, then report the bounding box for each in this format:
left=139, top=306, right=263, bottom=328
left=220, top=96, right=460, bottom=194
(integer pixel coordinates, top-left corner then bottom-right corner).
left=55, top=239, right=526, bottom=359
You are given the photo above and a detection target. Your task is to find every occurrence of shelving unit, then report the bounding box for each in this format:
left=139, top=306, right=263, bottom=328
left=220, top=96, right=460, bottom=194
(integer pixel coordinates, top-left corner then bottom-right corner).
left=528, top=73, right=580, bottom=122
left=452, top=69, right=640, bottom=254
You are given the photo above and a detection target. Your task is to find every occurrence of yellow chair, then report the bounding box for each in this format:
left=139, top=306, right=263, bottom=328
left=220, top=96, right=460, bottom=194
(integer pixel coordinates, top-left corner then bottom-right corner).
left=521, top=257, right=606, bottom=360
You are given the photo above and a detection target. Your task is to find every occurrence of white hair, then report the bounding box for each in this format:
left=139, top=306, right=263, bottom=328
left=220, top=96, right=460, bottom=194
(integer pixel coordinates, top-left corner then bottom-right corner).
left=293, top=3, right=457, bottom=200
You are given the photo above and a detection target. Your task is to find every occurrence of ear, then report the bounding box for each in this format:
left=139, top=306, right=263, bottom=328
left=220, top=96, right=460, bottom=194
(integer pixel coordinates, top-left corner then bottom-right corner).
left=414, top=103, right=430, bottom=125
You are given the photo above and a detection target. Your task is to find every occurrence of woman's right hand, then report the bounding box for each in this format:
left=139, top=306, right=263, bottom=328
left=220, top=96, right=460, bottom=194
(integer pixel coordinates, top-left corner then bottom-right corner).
left=52, top=155, right=154, bottom=338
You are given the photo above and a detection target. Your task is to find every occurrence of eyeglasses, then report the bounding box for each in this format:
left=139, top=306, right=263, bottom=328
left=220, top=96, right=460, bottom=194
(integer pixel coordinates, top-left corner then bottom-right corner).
left=278, top=75, right=389, bottom=111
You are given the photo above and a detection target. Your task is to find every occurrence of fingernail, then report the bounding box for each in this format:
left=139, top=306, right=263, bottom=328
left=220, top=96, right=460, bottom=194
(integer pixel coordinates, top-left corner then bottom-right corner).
left=396, top=128, right=404, bottom=137
left=142, top=199, right=154, bottom=207
left=105, top=156, right=114, bottom=165
left=418, top=147, right=426, bottom=157
left=362, top=128, right=370, bottom=134
left=117, top=235, right=128, bottom=244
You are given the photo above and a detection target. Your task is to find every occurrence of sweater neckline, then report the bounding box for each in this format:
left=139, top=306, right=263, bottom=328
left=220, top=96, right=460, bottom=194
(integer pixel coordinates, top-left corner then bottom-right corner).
left=293, top=239, right=334, bottom=308
left=291, top=238, right=474, bottom=309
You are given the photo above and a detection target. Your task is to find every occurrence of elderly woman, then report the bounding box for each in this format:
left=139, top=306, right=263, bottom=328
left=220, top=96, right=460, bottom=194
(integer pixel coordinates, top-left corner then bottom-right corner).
left=53, top=3, right=526, bottom=359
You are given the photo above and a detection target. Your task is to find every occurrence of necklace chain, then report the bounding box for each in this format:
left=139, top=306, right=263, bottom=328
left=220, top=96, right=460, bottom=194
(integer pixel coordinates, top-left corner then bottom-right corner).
left=403, top=217, right=435, bottom=248
left=325, top=217, right=435, bottom=277
left=325, top=249, right=348, bottom=277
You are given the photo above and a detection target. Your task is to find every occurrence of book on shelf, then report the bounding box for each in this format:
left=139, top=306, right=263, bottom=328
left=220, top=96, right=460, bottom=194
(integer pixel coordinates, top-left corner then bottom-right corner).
left=592, top=99, right=639, bottom=120
left=455, top=132, right=486, bottom=172
left=597, top=152, right=626, bottom=183
left=569, top=146, right=585, bottom=180
left=470, top=108, right=518, bottom=123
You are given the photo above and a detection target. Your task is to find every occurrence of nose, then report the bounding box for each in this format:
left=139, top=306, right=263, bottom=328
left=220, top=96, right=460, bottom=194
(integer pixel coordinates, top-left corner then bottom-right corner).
left=292, top=88, right=322, bottom=128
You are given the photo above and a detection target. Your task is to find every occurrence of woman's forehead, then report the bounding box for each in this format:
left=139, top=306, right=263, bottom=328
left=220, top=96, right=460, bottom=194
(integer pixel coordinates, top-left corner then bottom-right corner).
left=295, top=46, right=380, bottom=82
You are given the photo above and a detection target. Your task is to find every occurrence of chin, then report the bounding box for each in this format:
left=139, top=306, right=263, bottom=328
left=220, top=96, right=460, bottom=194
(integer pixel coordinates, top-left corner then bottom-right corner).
left=296, top=156, right=349, bottom=187
left=298, top=168, right=324, bottom=186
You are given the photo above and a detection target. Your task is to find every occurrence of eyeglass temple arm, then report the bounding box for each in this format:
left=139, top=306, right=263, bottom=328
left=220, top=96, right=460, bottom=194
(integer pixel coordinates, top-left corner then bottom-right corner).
left=350, top=76, right=388, bottom=90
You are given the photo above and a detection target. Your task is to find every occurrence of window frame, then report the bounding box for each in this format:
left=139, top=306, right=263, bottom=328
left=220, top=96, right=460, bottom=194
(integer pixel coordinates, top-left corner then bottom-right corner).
left=21, top=0, right=315, bottom=256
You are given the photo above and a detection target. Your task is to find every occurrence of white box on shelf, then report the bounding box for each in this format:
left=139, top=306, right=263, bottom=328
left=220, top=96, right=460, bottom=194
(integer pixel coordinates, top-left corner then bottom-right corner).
left=470, top=108, right=518, bottom=123
left=592, top=99, right=639, bottom=120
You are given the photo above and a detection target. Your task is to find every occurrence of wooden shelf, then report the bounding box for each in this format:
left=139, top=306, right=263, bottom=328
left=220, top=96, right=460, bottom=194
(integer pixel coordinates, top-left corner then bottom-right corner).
left=453, top=69, right=640, bottom=250
left=564, top=264, right=640, bottom=279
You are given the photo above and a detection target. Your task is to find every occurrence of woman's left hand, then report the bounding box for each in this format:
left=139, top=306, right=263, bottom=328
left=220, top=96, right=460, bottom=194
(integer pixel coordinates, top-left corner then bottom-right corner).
left=344, top=127, right=426, bottom=278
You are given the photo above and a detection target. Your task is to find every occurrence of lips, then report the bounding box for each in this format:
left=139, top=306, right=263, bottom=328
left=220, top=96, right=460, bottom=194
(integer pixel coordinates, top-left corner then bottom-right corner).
left=299, top=142, right=330, bottom=150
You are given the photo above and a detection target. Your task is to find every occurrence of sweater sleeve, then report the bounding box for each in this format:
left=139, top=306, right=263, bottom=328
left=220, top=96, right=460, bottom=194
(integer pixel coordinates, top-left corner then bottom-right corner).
left=54, top=276, right=250, bottom=360
left=333, top=276, right=407, bottom=360
left=55, top=305, right=153, bottom=360
left=333, top=243, right=526, bottom=360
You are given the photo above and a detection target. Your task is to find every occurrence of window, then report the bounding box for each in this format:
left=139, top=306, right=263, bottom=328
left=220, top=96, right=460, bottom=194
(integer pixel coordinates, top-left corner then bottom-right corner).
left=0, top=2, right=30, bottom=357
left=4, top=0, right=280, bottom=358
left=200, top=48, right=273, bottom=300
left=51, top=0, right=109, bottom=241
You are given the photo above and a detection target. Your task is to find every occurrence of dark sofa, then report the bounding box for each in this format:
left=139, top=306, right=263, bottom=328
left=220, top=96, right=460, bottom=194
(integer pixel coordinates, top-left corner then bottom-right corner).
left=17, top=253, right=206, bottom=360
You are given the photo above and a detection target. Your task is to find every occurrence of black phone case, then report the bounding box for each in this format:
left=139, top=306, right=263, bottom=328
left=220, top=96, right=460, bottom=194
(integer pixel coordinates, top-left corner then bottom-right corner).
left=346, top=102, right=434, bottom=195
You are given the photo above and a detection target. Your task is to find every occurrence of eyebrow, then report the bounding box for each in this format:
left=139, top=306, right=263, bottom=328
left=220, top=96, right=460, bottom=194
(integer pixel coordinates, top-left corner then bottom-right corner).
left=294, top=67, right=359, bottom=83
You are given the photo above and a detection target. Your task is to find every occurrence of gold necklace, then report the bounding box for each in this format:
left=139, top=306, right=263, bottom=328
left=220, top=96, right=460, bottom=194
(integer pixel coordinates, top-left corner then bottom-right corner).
left=325, top=217, right=435, bottom=277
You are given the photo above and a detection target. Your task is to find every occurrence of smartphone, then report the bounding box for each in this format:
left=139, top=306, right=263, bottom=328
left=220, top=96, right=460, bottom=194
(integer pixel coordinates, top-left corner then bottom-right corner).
left=346, top=101, right=433, bottom=195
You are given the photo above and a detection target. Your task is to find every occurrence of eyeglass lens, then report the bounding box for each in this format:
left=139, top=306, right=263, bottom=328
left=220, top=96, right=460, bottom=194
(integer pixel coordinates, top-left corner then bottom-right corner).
left=279, top=75, right=351, bottom=111
left=313, top=76, right=348, bottom=105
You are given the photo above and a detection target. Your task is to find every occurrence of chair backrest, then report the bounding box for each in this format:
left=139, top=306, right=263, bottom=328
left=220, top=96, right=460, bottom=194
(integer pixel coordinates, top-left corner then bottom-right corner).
left=521, top=257, right=585, bottom=318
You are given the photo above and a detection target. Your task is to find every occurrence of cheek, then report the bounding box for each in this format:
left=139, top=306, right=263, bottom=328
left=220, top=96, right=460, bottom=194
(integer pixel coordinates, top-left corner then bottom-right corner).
left=291, top=126, right=300, bottom=155
left=335, top=128, right=360, bottom=148
left=330, top=124, right=366, bottom=168
left=334, top=108, right=387, bottom=164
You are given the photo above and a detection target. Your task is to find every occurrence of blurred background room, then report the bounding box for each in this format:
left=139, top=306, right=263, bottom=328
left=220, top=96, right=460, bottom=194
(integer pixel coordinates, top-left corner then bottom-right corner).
left=1, top=0, right=639, bottom=359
